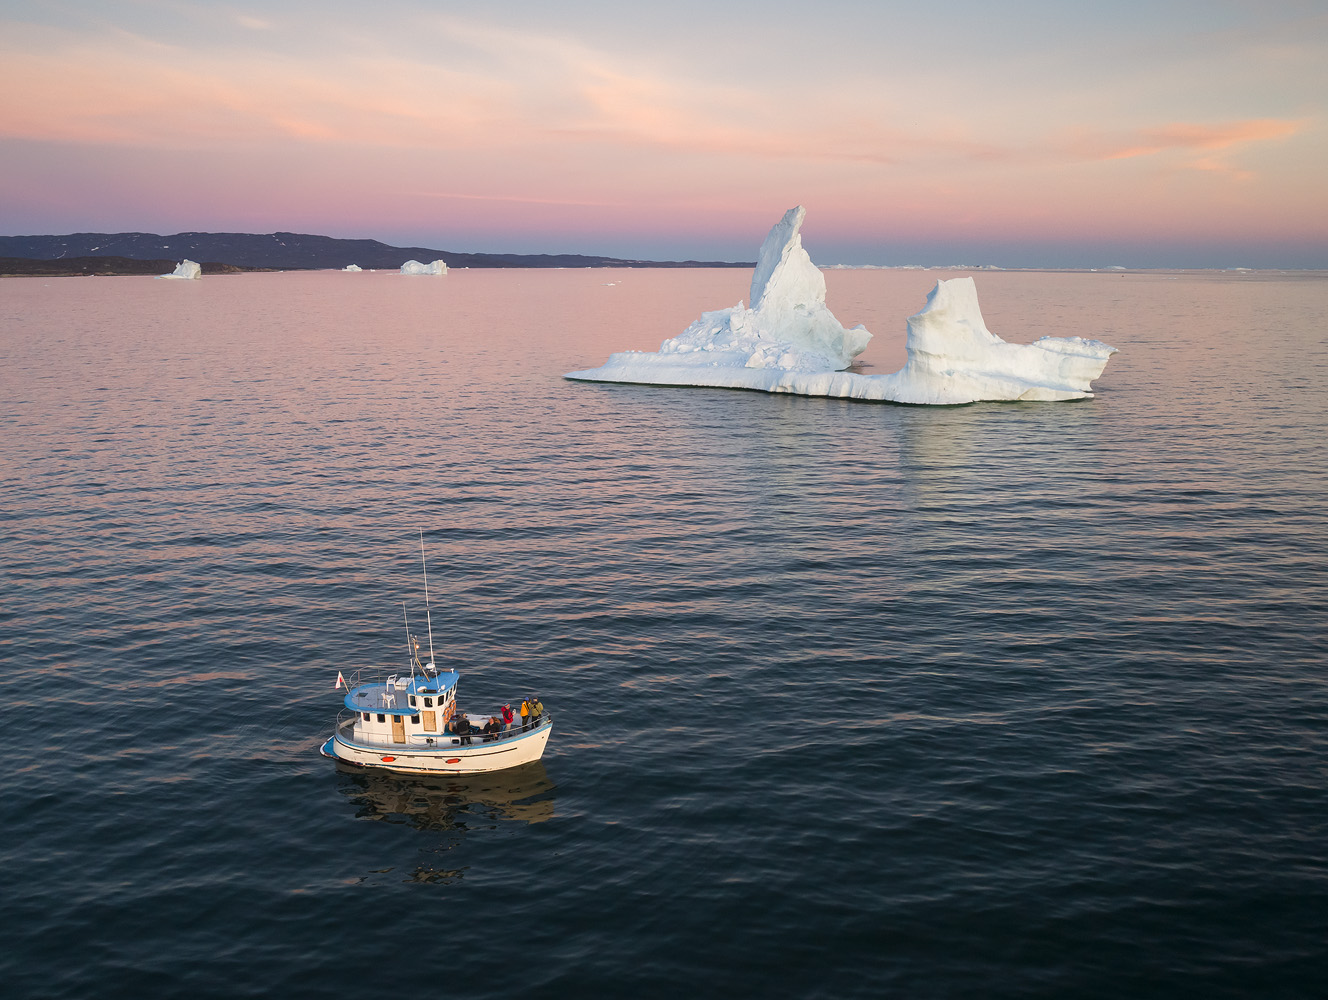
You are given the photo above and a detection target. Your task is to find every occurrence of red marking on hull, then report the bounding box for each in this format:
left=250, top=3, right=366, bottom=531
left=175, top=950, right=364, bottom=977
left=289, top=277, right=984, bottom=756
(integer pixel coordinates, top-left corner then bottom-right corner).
left=380, top=756, right=396, bottom=762
left=446, top=758, right=461, bottom=764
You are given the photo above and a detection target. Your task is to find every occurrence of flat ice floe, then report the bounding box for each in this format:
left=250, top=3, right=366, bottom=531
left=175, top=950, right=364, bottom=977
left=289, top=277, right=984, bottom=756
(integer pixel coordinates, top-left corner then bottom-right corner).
left=565, top=207, right=1117, bottom=404
left=400, top=259, right=447, bottom=275
left=157, top=259, right=201, bottom=280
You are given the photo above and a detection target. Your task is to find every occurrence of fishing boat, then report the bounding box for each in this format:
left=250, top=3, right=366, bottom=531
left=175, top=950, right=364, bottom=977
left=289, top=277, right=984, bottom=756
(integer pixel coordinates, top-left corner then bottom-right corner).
left=319, top=541, right=552, bottom=776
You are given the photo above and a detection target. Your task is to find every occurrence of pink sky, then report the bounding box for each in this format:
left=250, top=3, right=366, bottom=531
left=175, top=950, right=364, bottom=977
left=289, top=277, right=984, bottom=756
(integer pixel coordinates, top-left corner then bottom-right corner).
left=2, top=1, right=1325, bottom=266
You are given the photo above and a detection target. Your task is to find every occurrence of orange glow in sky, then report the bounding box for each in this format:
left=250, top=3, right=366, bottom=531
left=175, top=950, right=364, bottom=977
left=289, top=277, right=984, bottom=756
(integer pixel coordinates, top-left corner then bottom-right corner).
left=1, top=1, right=1324, bottom=266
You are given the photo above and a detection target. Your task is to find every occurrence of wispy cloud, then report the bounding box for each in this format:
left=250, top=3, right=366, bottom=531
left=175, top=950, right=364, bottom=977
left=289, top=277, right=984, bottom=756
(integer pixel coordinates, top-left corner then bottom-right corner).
left=408, top=191, right=629, bottom=208
left=0, top=12, right=1308, bottom=186
left=1, top=4, right=1323, bottom=255
left=1058, top=118, right=1305, bottom=180
left=1090, top=119, right=1302, bottom=161
left=0, top=15, right=940, bottom=165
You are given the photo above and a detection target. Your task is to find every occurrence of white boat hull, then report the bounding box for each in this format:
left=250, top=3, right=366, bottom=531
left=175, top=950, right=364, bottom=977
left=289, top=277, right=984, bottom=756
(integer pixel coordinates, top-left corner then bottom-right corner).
left=323, top=720, right=552, bottom=775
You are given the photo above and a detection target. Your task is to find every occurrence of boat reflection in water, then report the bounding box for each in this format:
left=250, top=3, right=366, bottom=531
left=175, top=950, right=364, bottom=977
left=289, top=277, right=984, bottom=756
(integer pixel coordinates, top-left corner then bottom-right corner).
left=335, top=758, right=556, bottom=833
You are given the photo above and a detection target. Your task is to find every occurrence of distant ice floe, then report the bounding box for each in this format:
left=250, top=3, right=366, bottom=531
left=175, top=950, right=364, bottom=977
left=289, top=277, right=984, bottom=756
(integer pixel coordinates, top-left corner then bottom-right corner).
left=565, top=206, right=1116, bottom=404
left=157, top=259, right=201, bottom=280
left=342, top=264, right=363, bottom=272
left=400, top=259, right=447, bottom=275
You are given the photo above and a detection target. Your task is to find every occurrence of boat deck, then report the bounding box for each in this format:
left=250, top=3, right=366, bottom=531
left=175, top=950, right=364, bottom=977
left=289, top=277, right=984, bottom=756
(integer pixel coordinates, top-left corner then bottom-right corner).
left=343, top=669, right=460, bottom=716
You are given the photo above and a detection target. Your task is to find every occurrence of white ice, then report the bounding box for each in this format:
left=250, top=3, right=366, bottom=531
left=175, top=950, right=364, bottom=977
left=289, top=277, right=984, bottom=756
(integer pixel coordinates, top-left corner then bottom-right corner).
left=342, top=264, right=363, bottom=272
left=400, top=259, right=447, bottom=275
left=157, top=259, right=201, bottom=280
left=565, top=207, right=1116, bottom=404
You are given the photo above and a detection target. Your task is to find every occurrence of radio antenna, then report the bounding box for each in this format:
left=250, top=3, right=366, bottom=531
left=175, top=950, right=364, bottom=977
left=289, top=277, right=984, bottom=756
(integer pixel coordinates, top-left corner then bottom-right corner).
left=420, top=529, right=436, bottom=667
left=402, top=602, right=416, bottom=680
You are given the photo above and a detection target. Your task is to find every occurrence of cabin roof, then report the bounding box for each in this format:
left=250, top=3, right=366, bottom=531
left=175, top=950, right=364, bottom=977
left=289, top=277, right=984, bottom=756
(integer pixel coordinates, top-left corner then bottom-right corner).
left=343, top=669, right=459, bottom=716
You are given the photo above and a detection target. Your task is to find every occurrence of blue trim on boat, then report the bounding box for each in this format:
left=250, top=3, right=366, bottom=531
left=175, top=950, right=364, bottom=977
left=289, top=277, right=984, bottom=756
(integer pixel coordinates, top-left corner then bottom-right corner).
left=408, top=671, right=459, bottom=695
left=342, top=671, right=459, bottom=715
left=343, top=683, right=418, bottom=715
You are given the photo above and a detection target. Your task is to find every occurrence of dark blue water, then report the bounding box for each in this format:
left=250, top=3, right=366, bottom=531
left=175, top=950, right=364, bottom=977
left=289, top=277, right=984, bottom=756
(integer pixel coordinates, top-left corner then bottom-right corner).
left=2, top=268, right=1326, bottom=998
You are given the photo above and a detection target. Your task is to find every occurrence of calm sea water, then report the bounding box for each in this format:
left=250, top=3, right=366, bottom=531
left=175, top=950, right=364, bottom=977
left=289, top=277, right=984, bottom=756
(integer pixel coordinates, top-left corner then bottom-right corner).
left=1, top=268, right=1326, bottom=998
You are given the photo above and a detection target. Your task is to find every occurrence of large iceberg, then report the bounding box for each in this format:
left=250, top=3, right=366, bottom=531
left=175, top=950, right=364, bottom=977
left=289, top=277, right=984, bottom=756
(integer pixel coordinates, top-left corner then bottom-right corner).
left=400, top=259, right=447, bottom=275
left=565, top=207, right=1116, bottom=404
left=157, top=259, right=201, bottom=280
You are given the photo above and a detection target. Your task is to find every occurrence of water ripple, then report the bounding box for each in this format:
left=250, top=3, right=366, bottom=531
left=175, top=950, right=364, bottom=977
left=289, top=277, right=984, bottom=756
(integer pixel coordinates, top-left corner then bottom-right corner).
left=1, top=270, right=1325, bottom=998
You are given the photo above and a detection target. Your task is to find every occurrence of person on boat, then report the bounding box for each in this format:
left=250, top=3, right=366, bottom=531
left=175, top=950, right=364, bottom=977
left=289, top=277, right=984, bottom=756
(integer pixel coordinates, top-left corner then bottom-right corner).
left=501, top=703, right=514, bottom=731
left=520, top=699, right=531, bottom=732
left=456, top=714, right=472, bottom=745
left=483, top=716, right=500, bottom=742
left=530, top=695, right=544, bottom=727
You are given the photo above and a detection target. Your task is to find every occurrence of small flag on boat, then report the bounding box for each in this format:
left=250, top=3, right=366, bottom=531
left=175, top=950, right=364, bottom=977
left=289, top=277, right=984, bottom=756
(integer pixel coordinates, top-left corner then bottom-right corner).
left=335, top=671, right=346, bottom=690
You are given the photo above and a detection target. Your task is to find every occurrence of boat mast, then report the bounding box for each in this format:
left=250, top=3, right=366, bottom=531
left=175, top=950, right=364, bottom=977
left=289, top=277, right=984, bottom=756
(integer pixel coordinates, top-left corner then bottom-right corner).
left=403, top=602, right=416, bottom=681
left=420, top=529, right=436, bottom=667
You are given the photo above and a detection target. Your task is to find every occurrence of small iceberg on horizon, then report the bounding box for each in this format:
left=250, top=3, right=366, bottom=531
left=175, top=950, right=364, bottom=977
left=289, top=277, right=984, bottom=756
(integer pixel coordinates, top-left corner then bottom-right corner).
left=400, top=259, right=447, bottom=276
left=342, top=264, right=363, bottom=272
left=157, top=259, right=201, bottom=280
left=565, top=207, right=1116, bottom=404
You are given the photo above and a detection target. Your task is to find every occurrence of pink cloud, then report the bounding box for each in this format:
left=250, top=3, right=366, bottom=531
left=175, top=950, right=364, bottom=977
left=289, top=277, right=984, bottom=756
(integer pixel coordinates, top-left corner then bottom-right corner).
left=1, top=12, right=1322, bottom=259
left=1066, top=119, right=1302, bottom=169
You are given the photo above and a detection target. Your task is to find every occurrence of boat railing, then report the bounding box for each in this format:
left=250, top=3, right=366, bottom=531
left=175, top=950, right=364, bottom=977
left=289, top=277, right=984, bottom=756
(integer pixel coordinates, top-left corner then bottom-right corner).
left=335, top=709, right=551, bottom=749
left=442, top=714, right=552, bottom=746
left=343, top=661, right=444, bottom=693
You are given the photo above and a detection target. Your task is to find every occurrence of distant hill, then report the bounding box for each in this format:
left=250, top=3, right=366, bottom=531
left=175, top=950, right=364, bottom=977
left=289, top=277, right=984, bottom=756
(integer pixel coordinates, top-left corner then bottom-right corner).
left=0, top=231, right=752, bottom=271
left=0, top=256, right=267, bottom=277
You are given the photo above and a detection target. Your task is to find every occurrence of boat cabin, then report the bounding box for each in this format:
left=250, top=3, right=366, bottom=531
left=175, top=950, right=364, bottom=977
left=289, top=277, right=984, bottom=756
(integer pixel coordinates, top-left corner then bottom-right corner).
left=344, top=666, right=460, bottom=747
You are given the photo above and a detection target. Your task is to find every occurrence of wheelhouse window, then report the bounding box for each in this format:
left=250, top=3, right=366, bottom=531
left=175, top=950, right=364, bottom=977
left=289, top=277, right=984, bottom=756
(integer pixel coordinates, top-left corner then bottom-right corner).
left=409, top=696, right=417, bottom=707
left=411, top=716, right=420, bottom=725
left=377, top=714, right=386, bottom=723
left=425, top=697, right=433, bottom=708
left=362, top=712, right=370, bottom=721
